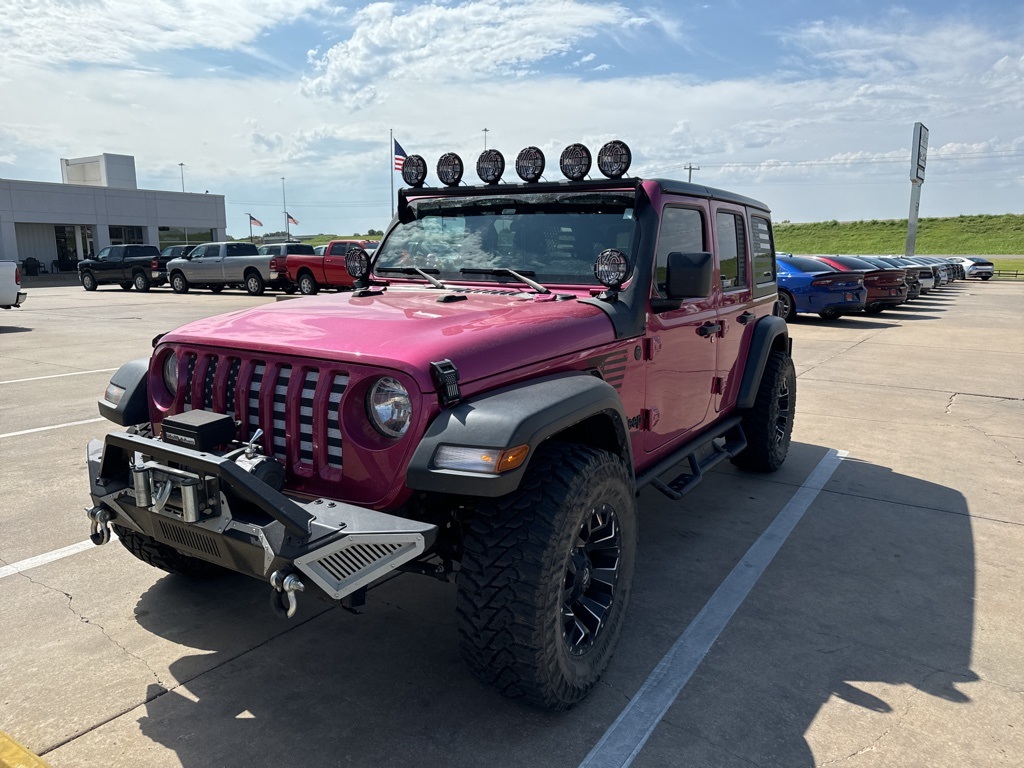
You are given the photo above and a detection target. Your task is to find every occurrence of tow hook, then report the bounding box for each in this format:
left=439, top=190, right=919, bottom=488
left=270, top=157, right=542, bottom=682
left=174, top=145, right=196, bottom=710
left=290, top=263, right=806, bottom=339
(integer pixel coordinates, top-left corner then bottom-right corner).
left=269, top=570, right=305, bottom=619
left=87, top=506, right=114, bottom=545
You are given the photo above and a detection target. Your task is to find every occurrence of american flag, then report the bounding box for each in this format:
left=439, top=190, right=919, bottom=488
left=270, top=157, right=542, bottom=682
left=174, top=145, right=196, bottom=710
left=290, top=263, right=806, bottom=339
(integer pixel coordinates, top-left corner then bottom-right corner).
left=248, top=214, right=263, bottom=227
left=286, top=212, right=299, bottom=225
left=394, top=139, right=407, bottom=172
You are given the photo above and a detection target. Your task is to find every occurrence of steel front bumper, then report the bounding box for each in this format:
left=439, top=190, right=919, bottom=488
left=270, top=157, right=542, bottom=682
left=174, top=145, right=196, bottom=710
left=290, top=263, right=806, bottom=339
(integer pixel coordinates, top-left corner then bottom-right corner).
left=86, top=432, right=436, bottom=604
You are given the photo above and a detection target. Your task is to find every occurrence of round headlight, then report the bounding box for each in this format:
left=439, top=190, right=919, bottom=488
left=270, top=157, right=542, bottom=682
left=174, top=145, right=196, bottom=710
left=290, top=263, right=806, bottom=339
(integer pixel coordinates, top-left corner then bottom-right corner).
left=367, top=377, right=412, bottom=438
left=594, top=249, right=629, bottom=288
left=597, top=140, right=632, bottom=179
left=436, top=153, right=464, bottom=187
left=402, top=155, right=428, bottom=187
left=345, top=247, right=370, bottom=279
left=515, top=146, right=546, bottom=182
left=476, top=149, right=505, bottom=184
left=559, top=143, right=592, bottom=181
left=162, top=351, right=178, bottom=395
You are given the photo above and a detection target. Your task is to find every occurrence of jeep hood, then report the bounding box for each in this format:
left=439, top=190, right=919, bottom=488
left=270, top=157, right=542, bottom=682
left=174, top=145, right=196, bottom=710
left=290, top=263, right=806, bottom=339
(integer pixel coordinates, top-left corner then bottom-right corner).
left=163, top=288, right=615, bottom=390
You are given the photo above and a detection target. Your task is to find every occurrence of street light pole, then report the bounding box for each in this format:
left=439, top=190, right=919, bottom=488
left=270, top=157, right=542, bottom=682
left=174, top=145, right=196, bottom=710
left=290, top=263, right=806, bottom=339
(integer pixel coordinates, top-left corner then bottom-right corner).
left=178, top=163, right=185, bottom=192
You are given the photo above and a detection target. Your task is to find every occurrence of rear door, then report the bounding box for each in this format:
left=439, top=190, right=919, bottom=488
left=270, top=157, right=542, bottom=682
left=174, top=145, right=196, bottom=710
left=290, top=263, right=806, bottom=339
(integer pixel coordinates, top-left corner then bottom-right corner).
left=643, top=202, right=718, bottom=453
left=324, top=241, right=355, bottom=286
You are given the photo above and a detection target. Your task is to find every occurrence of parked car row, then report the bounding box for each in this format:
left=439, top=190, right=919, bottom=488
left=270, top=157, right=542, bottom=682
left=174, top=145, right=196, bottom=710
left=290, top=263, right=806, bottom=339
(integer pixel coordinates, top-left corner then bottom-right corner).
left=77, top=240, right=378, bottom=295
left=775, top=253, right=971, bottom=321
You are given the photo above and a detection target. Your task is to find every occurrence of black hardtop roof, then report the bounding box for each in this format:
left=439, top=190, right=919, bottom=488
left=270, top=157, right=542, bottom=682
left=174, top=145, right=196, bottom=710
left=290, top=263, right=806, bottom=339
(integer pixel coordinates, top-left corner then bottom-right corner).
left=399, top=176, right=770, bottom=213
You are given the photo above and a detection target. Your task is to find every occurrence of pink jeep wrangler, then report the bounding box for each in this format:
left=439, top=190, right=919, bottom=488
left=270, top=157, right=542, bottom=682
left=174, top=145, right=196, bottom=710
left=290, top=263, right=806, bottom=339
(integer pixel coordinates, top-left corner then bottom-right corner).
left=87, top=141, right=795, bottom=710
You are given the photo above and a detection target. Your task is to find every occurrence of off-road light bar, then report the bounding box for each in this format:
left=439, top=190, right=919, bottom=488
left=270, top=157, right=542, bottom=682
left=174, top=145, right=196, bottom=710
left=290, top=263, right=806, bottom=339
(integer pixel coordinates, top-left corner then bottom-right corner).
left=401, top=155, right=428, bottom=187
left=437, top=153, right=464, bottom=187
left=559, top=143, right=592, bottom=181
left=597, top=140, right=632, bottom=179
left=594, top=248, right=628, bottom=289
left=515, top=146, right=546, bottom=182
left=476, top=149, right=505, bottom=184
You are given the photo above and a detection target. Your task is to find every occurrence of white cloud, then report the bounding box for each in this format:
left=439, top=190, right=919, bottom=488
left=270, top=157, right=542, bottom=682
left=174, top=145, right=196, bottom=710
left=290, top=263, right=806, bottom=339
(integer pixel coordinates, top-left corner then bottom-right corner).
left=301, top=0, right=657, bottom=103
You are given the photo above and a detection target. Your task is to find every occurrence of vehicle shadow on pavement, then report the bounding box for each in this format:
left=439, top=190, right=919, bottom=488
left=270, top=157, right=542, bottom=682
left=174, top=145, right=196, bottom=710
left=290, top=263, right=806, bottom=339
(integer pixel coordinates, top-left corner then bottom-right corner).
left=125, top=442, right=977, bottom=767
left=0, top=325, right=32, bottom=334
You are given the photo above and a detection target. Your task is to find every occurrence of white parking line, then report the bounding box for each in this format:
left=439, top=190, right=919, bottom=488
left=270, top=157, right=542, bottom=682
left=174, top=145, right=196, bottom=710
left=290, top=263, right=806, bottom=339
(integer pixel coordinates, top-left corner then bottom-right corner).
left=0, top=418, right=106, bottom=439
left=580, top=448, right=847, bottom=768
left=0, top=540, right=96, bottom=580
left=0, top=368, right=118, bottom=385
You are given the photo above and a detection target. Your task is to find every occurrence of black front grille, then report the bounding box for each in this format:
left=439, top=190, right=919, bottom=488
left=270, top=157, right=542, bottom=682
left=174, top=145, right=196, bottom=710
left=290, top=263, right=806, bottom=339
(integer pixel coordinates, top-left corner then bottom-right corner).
left=178, top=352, right=348, bottom=471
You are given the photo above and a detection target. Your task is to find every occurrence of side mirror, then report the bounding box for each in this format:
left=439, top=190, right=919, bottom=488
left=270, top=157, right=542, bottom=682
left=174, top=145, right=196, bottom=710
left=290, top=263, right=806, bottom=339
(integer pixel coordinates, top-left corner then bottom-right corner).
left=665, top=251, right=713, bottom=299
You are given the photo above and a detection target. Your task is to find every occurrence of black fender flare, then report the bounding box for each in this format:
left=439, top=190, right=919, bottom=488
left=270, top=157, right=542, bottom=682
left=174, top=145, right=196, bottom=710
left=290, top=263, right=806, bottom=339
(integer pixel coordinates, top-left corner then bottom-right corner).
left=736, top=315, right=791, bottom=410
left=97, top=358, right=150, bottom=426
left=406, top=372, right=632, bottom=497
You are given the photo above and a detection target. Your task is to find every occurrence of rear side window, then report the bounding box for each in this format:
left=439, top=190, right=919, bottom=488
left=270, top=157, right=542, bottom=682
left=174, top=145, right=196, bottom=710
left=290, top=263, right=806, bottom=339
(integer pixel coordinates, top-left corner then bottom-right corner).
left=749, top=215, right=776, bottom=298
left=285, top=244, right=316, bottom=255
left=227, top=243, right=259, bottom=257
left=715, top=212, right=748, bottom=291
left=654, top=206, right=705, bottom=296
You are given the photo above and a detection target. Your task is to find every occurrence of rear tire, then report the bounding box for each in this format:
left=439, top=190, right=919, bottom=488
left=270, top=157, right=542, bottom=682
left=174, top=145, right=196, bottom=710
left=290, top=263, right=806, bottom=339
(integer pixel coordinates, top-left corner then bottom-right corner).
left=171, top=272, right=189, bottom=294
left=113, top=525, right=225, bottom=579
left=457, top=444, right=637, bottom=710
left=864, top=305, right=884, bottom=314
left=298, top=273, right=319, bottom=295
left=981, top=275, right=991, bottom=281
left=119, top=281, right=133, bottom=291
left=731, top=349, right=796, bottom=472
left=133, top=272, right=151, bottom=292
left=245, top=271, right=265, bottom=295
left=81, top=271, right=97, bottom=291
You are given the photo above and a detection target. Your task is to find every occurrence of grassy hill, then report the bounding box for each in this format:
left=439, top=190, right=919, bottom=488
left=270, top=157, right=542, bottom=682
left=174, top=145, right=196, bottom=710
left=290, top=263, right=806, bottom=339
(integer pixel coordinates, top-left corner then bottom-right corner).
left=775, top=213, right=1024, bottom=256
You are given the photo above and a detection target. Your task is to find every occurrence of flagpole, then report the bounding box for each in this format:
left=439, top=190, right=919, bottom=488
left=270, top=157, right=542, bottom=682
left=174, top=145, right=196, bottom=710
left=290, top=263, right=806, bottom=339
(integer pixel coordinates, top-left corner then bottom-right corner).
left=390, top=128, right=395, bottom=217
left=248, top=215, right=253, bottom=243
left=282, top=177, right=288, bottom=239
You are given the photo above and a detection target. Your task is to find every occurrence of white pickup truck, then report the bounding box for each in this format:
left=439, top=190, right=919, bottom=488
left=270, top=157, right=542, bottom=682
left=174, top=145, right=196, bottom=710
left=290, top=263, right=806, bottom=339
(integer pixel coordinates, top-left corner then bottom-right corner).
left=1, top=261, right=28, bottom=310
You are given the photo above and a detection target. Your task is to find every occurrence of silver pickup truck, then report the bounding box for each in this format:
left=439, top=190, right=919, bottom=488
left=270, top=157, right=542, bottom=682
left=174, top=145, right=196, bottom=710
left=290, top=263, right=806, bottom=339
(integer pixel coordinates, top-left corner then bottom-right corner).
left=1, top=260, right=27, bottom=310
left=165, top=241, right=295, bottom=295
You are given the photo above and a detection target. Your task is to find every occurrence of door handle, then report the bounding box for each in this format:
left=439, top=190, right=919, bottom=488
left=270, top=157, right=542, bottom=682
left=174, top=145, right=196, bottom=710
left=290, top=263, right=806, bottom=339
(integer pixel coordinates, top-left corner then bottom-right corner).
left=697, top=322, right=722, bottom=337
left=737, top=311, right=755, bottom=325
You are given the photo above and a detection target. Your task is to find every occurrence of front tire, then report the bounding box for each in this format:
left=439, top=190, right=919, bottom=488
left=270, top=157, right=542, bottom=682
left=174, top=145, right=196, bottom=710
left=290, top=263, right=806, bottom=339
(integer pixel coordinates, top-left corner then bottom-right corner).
left=731, top=349, right=796, bottom=472
left=298, top=273, right=319, bottom=295
left=113, top=525, right=224, bottom=579
left=171, top=272, right=189, bottom=294
left=81, top=271, right=98, bottom=291
left=133, top=272, right=151, bottom=292
left=245, top=271, right=265, bottom=296
left=457, top=444, right=637, bottom=710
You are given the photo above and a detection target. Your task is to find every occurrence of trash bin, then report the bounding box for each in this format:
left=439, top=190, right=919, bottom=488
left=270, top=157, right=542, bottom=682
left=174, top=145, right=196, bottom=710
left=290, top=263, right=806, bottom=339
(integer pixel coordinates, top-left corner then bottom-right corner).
left=23, top=257, right=40, bottom=276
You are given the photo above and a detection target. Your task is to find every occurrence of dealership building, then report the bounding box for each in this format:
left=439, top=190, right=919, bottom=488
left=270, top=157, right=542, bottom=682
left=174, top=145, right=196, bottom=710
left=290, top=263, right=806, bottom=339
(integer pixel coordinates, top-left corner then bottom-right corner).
left=0, top=154, right=226, bottom=273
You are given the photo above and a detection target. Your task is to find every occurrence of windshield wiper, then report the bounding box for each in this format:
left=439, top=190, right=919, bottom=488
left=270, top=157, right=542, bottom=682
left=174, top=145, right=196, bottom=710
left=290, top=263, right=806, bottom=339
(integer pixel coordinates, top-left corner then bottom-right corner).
left=459, top=268, right=551, bottom=295
left=376, top=266, right=447, bottom=289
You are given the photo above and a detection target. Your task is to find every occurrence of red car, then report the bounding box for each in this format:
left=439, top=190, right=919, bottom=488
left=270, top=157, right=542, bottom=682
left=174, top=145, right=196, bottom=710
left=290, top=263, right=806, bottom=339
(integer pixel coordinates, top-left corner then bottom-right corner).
left=286, top=239, right=379, bottom=294
left=812, top=255, right=907, bottom=313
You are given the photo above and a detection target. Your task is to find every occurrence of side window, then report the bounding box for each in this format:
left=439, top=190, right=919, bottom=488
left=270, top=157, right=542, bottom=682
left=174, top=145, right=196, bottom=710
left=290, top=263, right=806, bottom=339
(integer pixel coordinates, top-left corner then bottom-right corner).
left=655, top=206, right=705, bottom=296
left=190, top=246, right=206, bottom=259
left=95, top=247, right=111, bottom=261
left=750, top=215, right=776, bottom=298
left=716, top=212, right=748, bottom=291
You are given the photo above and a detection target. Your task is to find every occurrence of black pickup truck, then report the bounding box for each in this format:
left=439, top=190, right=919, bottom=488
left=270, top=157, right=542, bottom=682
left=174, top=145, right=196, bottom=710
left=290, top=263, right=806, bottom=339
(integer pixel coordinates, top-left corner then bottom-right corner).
left=78, top=245, right=166, bottom=292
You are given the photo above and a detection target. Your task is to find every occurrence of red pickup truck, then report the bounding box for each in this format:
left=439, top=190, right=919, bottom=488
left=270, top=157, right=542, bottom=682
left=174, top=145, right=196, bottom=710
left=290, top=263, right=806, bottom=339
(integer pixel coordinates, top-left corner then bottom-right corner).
left=286, top=239, right=378, bottom=294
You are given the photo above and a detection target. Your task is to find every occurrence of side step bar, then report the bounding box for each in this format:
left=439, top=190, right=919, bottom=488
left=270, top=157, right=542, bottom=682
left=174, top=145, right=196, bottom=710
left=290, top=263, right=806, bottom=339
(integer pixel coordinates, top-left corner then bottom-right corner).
left=635, top=415, right=747, bottom=501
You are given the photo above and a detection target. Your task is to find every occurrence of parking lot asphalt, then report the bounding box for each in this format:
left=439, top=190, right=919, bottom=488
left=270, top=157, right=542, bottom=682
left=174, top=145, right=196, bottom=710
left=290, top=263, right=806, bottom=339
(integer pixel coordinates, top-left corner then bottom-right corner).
left=1, top=280, right=1022, bottom=767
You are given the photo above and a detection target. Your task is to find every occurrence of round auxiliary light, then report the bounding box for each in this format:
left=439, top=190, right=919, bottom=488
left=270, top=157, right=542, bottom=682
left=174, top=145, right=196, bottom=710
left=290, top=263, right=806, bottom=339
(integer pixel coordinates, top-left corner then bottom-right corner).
left=559, top=143, right=592, bottom=181
left=401, top=155, right=428, bottom=187
left=597, top=140, right=632, bottom=179
left=345, top=247, right=370, bottom=279
left=436, top=152, right=464, bottom=187
left=515, top=146, right=546, bottom=182
left=594, top=248, right=629, bottom=289
left=476, top=149, right=505, bottom=184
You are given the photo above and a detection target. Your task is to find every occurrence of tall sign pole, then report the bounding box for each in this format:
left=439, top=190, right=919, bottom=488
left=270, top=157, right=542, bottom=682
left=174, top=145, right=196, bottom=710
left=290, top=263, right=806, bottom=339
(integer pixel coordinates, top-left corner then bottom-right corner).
left=905, top=122, right=928, bottom=258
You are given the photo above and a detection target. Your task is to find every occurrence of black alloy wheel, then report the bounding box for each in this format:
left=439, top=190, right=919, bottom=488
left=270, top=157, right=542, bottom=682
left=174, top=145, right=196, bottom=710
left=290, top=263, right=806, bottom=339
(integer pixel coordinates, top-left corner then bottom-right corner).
left=563, top=505, right=621, bottom=656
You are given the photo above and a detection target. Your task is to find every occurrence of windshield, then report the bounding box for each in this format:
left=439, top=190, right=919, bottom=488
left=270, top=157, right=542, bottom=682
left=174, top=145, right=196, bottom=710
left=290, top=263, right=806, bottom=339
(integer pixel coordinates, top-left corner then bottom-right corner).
left=374, top=192, right=637, bottom=286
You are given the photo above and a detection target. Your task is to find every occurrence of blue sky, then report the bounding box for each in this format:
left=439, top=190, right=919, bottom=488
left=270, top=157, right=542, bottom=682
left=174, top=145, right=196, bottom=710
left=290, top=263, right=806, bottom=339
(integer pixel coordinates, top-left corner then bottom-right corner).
left=1, top=1, right=1022, bottom=236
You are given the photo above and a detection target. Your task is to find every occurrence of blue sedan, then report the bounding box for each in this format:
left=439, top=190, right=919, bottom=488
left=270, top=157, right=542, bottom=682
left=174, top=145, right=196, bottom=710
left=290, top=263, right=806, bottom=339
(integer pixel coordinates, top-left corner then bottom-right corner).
left=776, top=255, right=867, bottom=320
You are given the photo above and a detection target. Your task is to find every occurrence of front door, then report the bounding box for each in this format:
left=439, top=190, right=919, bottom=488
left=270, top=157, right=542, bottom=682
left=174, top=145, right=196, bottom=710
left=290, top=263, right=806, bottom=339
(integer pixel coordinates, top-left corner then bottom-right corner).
left=643, top=204, right=718, bottom=453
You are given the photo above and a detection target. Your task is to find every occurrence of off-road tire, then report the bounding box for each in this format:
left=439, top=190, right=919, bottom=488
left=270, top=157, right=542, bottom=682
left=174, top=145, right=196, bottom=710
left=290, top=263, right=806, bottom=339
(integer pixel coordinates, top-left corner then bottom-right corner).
left=133, top=272, right=151, bottom=292
left=81, top=271, right=97, bottom=291
left=777, top=289, right=796, bottom=322
left=457, top=444, right=637, bottom=710
left=113, top=525, right=224, bottom=579
left=731, top=349, right=796, bottom=472
left=245, top=271, right=265, bottom=296
left=298, top=272, right=319, bottom=295
left=171, top=272, right=189, bottom=294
